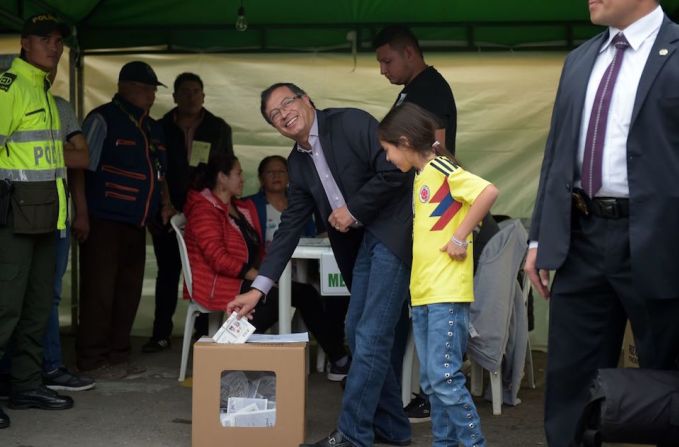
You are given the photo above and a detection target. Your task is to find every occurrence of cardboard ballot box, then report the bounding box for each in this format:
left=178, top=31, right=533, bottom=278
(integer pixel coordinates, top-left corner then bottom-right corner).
left=192, top=341, right=308, bottom=447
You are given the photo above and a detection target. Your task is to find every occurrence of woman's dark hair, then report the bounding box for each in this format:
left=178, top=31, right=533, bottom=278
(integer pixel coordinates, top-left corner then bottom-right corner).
left=378, top=102, right=439, bottom=155
left=192, top=152, right=238, bottom=191
left=257, top=155, right=288, bottom=177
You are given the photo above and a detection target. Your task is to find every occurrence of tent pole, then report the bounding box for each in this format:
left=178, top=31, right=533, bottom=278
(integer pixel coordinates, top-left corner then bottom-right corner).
left=68, top=47, right=79, bottom=334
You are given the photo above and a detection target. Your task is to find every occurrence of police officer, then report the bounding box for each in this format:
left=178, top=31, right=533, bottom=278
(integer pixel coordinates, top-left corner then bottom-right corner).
left=0, top=13, right=75, bottom=429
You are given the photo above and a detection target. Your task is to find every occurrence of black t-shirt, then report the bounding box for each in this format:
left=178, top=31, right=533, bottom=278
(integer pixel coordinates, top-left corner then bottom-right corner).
left=394, top=66, right=457, bottom=155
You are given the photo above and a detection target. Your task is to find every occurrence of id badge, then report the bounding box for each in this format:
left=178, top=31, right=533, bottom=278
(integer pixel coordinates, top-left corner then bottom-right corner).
left=189, top=140, right=211, bottom=167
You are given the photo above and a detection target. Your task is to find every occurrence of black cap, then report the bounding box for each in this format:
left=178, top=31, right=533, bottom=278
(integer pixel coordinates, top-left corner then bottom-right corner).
left=118, top=61, right=166, bottom=87
left=22, top=13, right=70, bottom=38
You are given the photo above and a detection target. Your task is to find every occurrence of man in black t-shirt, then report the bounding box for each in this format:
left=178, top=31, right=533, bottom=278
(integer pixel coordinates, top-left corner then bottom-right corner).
left=374, top=25, right=457, bottom=155
left=373, top=25, right=459, bottom=424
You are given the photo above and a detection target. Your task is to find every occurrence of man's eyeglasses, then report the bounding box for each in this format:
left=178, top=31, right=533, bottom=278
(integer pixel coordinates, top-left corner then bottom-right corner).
left=268, top=94, right=303, bottom=123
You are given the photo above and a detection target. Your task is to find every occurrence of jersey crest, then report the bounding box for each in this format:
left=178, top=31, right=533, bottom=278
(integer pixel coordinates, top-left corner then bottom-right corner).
left=418, top=185, right=430, bottom=203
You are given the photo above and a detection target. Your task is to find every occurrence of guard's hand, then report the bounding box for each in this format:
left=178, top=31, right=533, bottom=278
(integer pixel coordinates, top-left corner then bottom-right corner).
left=440, top=240, right=467, bottom=261
left=524, top=247, right=551, bottom=299
left=72, top=213, right=90, bottom=243
left=227, top=289, right=263, bottom=319
left=161, top=203, right=177, bottom=226
left=328, top=206, right=354, bottom=233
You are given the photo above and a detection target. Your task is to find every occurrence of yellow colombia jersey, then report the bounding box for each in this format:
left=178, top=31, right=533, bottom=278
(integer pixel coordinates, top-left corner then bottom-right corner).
left=411, top=156, right=490, bottom=306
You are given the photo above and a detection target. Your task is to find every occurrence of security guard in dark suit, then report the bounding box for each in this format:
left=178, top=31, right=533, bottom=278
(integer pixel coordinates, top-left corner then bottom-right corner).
left=524, top=1, right=679, bottom=445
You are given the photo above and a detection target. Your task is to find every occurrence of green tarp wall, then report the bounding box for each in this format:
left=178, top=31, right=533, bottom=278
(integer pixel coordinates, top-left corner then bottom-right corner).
left=5, top=1, right=678, bottom=348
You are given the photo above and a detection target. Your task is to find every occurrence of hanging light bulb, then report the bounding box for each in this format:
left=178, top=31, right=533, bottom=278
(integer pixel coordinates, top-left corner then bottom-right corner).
left=235, top=1, right=248, bottom=32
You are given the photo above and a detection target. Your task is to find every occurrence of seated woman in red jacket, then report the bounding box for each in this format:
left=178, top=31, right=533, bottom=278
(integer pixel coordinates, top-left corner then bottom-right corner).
left=183, top=153, right=349, bottom=380
left=184, top=153, right=262, bottom=310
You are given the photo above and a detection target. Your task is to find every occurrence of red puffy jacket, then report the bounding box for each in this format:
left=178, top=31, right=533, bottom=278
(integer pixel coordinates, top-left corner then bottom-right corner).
left=183, top=188, right=264, bottom=310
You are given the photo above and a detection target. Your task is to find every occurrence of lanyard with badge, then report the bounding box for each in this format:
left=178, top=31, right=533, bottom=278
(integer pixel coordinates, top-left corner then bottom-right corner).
left=114, top=99, right=164, bottom=181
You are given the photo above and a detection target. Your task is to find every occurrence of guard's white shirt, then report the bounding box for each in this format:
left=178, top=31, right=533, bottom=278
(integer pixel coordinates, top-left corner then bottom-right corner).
left=576, top=5, right=662, bottom=198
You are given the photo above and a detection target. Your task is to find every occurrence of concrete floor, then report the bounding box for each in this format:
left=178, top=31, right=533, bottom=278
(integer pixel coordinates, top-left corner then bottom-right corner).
left=1, top=335, right=547, bottom=447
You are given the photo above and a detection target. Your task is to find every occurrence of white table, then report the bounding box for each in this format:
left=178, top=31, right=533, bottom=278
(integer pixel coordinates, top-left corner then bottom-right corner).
left=277, top=238, right=334, bottom=334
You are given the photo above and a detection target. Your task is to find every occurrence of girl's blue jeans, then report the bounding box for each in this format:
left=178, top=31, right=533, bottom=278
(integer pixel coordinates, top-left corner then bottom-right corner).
left=411, top=302, right=486, bottom=447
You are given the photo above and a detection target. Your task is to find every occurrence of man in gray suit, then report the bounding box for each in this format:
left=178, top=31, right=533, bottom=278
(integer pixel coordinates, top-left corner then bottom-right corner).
left=524, top=1, right=679, bottom=445
left=228, top=83, right=412, bottom=447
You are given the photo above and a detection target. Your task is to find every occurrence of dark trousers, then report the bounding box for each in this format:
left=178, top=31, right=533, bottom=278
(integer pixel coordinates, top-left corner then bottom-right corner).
left=0, top=221, right=55, bottom=392
left=76, top=217, right=146, bottom=370
left=150, top=228, right=182, bottom=341
left=545, top=213, right=679, bottom=447
left=252, top=281, right=348, bottom=362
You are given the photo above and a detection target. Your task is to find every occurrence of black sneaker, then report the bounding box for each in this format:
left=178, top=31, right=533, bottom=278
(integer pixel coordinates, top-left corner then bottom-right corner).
left=327, top=357, right=351, bottom=382
left=142, top=338, right=171, bottom=353
left=403, top=393, right=431, bottom=423
left=44, top=367, right=95, bottom=391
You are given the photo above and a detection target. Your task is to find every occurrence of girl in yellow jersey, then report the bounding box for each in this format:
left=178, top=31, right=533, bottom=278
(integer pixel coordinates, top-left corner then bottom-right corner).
left=379, top=102, right=498, bottom=447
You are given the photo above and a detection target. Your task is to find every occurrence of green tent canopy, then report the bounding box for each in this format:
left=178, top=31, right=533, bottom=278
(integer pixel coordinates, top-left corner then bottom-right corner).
left=2, top=0, right=679, bottom=53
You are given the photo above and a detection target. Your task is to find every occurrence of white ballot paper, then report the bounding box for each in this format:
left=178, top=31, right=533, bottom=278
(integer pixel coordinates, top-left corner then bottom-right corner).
left=227, top=397, right=268, bottom=413
left=212, top=312, right=256, bottom=344
left=247, top=333, right=309, bottom=343
left=221, top=408, right=276, bottom=427
left=221, top=397, right=276, bottom=427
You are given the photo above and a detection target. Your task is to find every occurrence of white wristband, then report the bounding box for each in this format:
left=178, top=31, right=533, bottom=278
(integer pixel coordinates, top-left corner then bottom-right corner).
left=451, top=235, right=469, bottom=248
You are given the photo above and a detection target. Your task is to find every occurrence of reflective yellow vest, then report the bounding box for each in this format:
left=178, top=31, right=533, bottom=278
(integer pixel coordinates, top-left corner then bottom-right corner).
left=0, top=57, right=66, bottom=230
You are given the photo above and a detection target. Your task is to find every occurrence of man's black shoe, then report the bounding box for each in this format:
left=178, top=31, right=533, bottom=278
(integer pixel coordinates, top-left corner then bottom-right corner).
left=142, top=338, right=171, bottom=353
left=0, top=407, right=9, bottom=429
left=327, top=357, right=351, bottom=382
left=300, top=429, right=356, bottom=447
left=9, top=385, right=74, bottom=410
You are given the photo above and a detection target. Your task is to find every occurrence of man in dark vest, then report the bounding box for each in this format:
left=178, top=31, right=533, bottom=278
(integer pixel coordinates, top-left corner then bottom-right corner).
left=76, top=61, right=170, bottom=379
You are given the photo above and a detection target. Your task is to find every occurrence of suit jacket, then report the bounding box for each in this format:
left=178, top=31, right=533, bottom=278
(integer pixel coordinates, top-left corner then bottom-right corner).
left=530, top=16, right=679, bottom=300
left=258, top=108, right=413, bottom=290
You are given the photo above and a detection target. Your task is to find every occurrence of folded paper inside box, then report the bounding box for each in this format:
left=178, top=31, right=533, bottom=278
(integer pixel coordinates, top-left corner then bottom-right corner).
left=220, top=371, right=277, bottom=427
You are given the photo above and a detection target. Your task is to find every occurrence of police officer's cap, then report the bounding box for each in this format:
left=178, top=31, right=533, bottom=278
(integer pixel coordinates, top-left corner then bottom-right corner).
left=22, top=13, right=70, bottom=38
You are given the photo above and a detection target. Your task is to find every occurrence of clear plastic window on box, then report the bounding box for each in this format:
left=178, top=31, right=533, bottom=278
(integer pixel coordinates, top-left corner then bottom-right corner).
left=219, top=370, right=277, bottom=427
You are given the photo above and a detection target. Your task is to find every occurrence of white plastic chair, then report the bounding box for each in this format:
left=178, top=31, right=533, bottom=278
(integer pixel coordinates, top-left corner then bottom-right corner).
left=171, top=213, right=222, bottom=382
